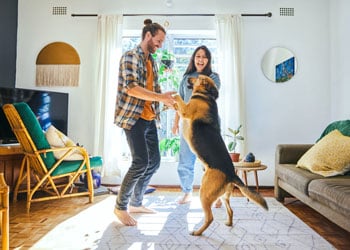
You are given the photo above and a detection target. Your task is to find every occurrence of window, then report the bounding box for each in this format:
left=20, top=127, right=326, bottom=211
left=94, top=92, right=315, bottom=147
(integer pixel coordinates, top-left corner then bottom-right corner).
left=121, top=31, right=217, bottom=160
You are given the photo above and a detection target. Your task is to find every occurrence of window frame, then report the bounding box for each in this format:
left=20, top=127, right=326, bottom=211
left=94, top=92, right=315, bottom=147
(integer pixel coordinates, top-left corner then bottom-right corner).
left=121, top=30, right=217, bottom=161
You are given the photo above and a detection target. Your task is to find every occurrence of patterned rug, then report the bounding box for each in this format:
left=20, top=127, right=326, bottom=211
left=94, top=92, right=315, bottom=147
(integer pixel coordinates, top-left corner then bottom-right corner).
left=32, top=192, right=334, bottom=250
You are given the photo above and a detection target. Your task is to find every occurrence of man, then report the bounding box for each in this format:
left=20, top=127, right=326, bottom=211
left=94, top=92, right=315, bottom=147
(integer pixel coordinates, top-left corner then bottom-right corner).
left=114, top=19, right=175, bottom=226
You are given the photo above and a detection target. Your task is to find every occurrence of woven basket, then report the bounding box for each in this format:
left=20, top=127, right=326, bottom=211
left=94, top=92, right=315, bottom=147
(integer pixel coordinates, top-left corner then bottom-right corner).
left=234, top=160, right=261, bottom=167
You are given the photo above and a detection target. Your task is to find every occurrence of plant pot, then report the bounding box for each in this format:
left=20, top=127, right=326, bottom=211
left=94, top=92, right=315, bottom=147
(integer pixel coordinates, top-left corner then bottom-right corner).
left=161, top=59, right=174, bottom=69
left=230, top=152, right=240, bottom=162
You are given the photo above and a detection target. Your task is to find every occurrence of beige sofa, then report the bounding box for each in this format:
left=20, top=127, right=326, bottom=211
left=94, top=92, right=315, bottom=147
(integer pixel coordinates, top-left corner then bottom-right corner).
left=274, top=144, right=350, bottom=232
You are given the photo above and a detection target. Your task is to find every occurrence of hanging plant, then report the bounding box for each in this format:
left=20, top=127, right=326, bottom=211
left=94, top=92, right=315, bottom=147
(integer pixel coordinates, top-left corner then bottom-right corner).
left=152, top=49, right=180, bottom=90
left=160, top=50, right=175, bottom=69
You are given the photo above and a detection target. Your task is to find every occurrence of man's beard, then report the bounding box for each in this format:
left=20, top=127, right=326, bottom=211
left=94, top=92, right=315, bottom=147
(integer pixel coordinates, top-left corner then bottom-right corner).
left=147, top=39, right=156, bottom=54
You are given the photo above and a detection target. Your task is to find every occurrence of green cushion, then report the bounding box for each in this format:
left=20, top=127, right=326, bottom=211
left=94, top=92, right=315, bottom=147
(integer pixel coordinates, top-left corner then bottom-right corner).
left=14, top=102, right=103, bottom=175
left=14, top=102, right=56, bottom=168
left=317, top=120, right=350, bottom=142
left=51, top=156, right=103, bottom=176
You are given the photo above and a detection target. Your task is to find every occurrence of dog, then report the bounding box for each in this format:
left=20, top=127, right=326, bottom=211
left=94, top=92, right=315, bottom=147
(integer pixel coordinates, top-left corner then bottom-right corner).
left=173, top=74, right=268, bottom=236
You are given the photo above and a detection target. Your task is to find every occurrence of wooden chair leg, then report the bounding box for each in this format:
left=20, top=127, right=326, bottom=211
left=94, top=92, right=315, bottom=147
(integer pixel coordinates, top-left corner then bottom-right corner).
left=13, top=156, right=27, bottom=202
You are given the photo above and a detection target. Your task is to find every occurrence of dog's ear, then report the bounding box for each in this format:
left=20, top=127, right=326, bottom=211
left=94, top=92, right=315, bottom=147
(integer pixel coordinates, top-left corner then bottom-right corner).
left=208, top=84, right=219, bottom=100
left=202, top=76, right=219, bottom=100
left=187, top=77, right=194, bottom=89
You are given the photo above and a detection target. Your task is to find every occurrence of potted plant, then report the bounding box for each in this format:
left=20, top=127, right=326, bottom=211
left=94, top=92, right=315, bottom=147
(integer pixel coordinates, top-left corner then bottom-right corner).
left=225, top=125, right=244, bottom=162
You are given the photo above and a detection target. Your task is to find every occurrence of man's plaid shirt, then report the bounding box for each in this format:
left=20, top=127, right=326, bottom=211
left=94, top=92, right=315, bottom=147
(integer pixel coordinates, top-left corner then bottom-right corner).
left=114, top=45, right=161, bottom=130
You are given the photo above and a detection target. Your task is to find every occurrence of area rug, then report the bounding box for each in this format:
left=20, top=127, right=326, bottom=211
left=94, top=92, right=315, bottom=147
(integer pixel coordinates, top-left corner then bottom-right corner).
left=31, top=193, right=335, bottom=250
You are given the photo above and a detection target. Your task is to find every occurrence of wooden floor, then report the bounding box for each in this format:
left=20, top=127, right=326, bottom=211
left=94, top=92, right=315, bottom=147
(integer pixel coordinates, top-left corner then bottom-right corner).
left=283, top=197, right=350, bottom=250
left=4, top=186, right=350, bottom=249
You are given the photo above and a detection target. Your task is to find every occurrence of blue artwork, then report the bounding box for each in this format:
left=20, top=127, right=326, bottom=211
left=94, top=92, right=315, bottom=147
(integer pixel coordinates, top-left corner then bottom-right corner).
left=275, top=57, right=295, bottom=83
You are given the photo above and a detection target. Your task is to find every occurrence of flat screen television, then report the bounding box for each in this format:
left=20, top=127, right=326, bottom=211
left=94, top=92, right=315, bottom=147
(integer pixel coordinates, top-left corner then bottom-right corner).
left=0, top=87, right=69, bottom=144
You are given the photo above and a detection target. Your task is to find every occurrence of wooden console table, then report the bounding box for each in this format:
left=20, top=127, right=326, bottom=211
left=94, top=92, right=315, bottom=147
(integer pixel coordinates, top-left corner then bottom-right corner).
left=0, top=144, right=23, bottom=193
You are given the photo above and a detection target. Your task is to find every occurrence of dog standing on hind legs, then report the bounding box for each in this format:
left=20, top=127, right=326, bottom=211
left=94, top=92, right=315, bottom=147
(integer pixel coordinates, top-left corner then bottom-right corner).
left=173, top=74, right=268, bottom=236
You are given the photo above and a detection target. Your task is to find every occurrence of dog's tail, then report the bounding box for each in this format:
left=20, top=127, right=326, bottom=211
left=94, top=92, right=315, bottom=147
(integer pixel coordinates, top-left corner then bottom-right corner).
left=232, top=176, right=269, bottom=210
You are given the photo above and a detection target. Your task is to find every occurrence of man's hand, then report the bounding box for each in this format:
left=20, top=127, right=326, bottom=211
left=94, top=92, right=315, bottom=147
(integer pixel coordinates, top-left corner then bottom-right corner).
left=159, top=91, right=177, bottom=109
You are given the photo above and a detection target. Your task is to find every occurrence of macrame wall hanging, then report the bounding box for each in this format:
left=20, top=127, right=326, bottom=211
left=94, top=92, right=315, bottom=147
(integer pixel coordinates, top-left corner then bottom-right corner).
left=36, top=42, right=80, bottom=87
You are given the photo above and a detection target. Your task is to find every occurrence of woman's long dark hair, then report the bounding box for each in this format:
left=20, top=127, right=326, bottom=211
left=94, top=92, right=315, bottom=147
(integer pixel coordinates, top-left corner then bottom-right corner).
left=183, top=45, right=213, bottom=76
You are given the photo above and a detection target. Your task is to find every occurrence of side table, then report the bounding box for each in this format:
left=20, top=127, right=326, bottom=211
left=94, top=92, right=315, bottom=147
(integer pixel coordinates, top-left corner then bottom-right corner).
left=233, top=161, right=267, bottom=193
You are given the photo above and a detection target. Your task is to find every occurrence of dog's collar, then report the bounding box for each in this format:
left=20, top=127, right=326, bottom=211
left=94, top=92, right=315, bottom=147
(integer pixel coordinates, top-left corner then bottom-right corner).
left=192, top=92, right=215, bottom=101
left=192, top=92, right=207, bottom=98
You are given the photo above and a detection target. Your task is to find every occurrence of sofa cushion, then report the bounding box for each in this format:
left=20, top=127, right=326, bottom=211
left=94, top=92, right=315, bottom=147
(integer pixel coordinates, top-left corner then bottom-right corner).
left=308, top=177, right=350, bottom=218
left=297, top=130, right=350, bottom=177
left=276, top=163, right=323, bottom=195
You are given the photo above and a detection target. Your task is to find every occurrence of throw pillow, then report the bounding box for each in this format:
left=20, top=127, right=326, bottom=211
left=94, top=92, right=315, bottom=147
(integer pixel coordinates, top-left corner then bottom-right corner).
left=317, top=119, right=350, bottom=142
left=297, top=129, right=350, bottom=177
left=45, top=125, right=84, bottom=161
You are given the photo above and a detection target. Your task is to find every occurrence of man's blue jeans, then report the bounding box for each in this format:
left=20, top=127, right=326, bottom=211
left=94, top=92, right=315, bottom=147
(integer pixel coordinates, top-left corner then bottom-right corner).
left=177, top=134, right=196, bottom=194
left=115, top=118, right=160, bottom=210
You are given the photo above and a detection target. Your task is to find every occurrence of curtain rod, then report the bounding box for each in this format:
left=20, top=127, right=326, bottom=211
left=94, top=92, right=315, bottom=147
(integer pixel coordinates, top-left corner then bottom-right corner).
left=71, top=12, right=272, bottom=17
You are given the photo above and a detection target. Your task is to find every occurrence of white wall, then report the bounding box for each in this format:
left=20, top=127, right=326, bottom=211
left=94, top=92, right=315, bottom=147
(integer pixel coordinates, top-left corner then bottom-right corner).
left=330, top=0, right=350, bottom=120
left=16, top=0, right=349, bottom=186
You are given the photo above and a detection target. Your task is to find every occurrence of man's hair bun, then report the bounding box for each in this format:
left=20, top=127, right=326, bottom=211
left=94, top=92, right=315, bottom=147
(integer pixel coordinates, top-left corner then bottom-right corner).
left=144, top=19, right=152, bottom=25
left=141, top=19, right=165, bottom=39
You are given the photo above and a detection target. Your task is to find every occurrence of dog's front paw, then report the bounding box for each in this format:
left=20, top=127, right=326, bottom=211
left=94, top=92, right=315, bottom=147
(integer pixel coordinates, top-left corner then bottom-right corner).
left=173, top=94, right=182, bottom=102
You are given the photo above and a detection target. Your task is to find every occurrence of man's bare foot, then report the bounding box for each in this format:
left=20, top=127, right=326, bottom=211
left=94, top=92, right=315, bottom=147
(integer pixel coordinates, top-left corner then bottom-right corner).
left=129, top=205, right=157, bottom=213
left=178, top=193, right=192, bottom=204
left=114, top=208, right=137, bottom=226
left=214, top=198, right=222, bottom=208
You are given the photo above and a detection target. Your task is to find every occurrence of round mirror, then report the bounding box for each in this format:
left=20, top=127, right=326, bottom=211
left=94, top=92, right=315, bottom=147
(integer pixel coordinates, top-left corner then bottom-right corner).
left=261, top=47, right=297, bottom=83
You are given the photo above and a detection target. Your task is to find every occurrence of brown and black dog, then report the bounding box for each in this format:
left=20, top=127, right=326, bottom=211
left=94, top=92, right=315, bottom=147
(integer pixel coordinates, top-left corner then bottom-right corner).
left=173, top=74, right=268, bottom=236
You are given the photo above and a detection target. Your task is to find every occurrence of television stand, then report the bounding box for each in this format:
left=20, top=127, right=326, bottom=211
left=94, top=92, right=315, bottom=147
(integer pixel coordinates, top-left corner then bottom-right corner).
left=0, top=139, right=19, bottom=145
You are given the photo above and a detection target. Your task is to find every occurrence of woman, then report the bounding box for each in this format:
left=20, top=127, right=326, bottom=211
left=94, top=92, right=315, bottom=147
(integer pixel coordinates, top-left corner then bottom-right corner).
left=172, top=45, right=221, bottom=205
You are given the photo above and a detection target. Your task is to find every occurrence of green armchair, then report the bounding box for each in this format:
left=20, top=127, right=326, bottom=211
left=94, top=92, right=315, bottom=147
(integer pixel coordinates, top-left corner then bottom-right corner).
left=3, top=102, right=102, bottom=211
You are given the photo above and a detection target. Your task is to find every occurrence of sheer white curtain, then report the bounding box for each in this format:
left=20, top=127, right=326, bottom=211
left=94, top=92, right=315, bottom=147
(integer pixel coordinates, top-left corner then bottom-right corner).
left=94, top=15, right=124, bottom=179
left=215, top=14, right=247, bottom=155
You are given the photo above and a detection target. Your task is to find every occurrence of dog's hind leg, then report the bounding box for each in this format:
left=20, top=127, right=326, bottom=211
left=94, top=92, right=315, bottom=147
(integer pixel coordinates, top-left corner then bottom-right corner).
left=191, top=169, right=225, bottom=236
left=191, top=188, right=215, bottom=236
left=223, top=184, right=233, bottom=226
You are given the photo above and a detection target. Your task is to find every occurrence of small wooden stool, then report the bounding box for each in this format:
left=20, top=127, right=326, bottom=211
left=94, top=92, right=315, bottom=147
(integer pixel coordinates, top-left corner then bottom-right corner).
left=233, top=161, right=267, bottom=192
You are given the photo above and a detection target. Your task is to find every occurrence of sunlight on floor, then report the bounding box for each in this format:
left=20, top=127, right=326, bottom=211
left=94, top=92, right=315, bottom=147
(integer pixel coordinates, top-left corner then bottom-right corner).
left=30, top=194, right=334, bottom=250
left=137, top=212, right=171, bottom=235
